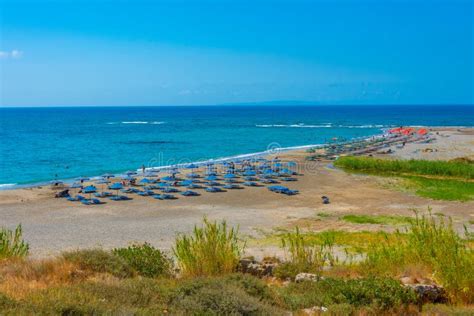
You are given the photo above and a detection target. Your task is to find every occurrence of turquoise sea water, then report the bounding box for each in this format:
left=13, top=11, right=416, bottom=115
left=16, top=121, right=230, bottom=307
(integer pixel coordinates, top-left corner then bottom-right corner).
left=0, top=105, right=472, bottom=188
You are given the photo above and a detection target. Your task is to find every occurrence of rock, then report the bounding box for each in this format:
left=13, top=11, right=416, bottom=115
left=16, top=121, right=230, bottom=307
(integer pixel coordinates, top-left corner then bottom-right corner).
left=400, top=276, right=416, bottom=285
left=295, top=272, right=323, bottom=283
left=238, top=258, right=277, bottom=277
left=301, top=306, right=328, bottom=315
left=406, top=284, right=448, bottom=304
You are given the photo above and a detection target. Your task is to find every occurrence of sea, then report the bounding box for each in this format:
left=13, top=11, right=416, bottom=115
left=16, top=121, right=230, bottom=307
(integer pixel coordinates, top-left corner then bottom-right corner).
left=0, top=105, right=472, bottom=188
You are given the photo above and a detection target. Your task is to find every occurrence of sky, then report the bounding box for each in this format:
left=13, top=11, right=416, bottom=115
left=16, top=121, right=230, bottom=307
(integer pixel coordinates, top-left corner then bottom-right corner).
left=0, top=0, right=473, bottom=106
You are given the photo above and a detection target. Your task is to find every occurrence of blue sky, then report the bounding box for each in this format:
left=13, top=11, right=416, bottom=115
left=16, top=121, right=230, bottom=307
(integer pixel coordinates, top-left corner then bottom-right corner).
left=0, top=0, right=472, bottom=106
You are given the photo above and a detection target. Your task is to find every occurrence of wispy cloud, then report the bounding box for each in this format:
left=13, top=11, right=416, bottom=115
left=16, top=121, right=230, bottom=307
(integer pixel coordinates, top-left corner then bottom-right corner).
left=0, top=50, right=23, bottom=59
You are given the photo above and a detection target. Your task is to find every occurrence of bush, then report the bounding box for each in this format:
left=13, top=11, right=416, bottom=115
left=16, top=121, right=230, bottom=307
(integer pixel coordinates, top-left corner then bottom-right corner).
left=174, top=218, right=244, bottom=277
left=62, top=249, right=134, bottom=278
left=0, top=224, right=29, bottom=259
left=363, top=209, right=474, bottom=304
left=275, top=227, right=336, bottom=279
left=277, top=277, right=417, bottom=312
left=170, top=276, right=284, bottom=315
left=334, top=156, right=474, bottom=179
left=113, top=243, right=172, bottom=278
left=14, top=278, right=175, bottom=315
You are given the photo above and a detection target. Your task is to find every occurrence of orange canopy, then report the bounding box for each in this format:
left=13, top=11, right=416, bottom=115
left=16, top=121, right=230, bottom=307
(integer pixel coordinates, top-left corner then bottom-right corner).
left=418, top=128, right=428, bottom=135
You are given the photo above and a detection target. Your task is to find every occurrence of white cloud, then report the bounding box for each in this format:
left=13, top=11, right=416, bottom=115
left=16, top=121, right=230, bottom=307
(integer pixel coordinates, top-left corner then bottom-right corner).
left=0, top=49, right=23, bottom=59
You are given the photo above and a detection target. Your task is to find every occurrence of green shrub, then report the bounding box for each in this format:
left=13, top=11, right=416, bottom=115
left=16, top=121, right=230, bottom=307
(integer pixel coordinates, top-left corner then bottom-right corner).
left=277, top=277, right=416, bottom=311
left=363, top=209, right=474, bottom=304
left=275, top=227, right=336, bottom=279
left=173, top=218, right=244, bottom=277
left=113, top=243, right=172, bottom=278
left=341, top=214, right=413, bottom=225
left=334, top=156, right=474, bottom=179
left=170, top=276, right=284, bottom=315
left=0, top=224, right=29, bottom=259
left=62, top=249, right=134, bottom=278
left=17, top=278, right=175, bottom=314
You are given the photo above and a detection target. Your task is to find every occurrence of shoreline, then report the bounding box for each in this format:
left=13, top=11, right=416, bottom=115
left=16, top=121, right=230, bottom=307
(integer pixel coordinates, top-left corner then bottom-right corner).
left=0, top=127, right=472, bottom=258
left=2, top=125, right=472, bottom=191
left=0, top=130, right=388, bottom=191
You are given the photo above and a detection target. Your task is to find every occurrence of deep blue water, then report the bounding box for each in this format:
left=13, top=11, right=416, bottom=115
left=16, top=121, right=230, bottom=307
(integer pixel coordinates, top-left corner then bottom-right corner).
left=0, top=105, right=472, bottom=187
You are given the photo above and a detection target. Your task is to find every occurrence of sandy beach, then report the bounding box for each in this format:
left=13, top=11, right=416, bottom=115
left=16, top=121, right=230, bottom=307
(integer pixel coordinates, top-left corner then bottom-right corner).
left=0, top=127, right=473, bottom=258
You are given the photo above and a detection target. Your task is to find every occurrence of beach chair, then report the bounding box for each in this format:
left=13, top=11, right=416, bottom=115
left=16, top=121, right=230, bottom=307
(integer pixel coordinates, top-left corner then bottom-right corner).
left=188, top=184, right=204, bottom=189
left=205, top=187, right=225, bottom=193
left=154, top=194, right=176, bottom=200
left=223, top=184, right=243, bottom=189
left=163, top=187, right=179, bottom=193
left=181, top=190, right=200, bottom=197
left=67, top=196, right=78, bottom=202
left=282, top=189, right=299, bottom=195
left=76, top=195, right=86, bottom=200
left=91, top=198, right=102, bottom=204
left=281, top=177, right=298, bottom=182
left=243, top=181, right=259, bottom=187
left=81, top=199, right=91, bottom=205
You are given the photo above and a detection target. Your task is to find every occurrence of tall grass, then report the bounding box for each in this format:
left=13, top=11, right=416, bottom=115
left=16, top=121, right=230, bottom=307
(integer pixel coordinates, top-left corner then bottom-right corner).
left=277, top=227, right=336, bottom=278
left=173, top=218, right=244, bottom=277
left=334, top=156, right=474, bottom=179
left=0, top=224, right=29, bottom=259
left=363, top=209, right=474, bottom=304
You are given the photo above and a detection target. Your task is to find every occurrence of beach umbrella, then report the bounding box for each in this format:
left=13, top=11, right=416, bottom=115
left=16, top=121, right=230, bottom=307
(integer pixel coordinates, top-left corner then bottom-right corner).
left=75, top=176, right=90, bottom=182
left=186, top=163, right=199, bottom=177
left=101, top=173, right=115, bottom=178
left=96, top=179, right=110, bottom=192
left=109, top=182, right=123, bottom=197
left=50, top=180, right=63, bottom=185
left=70, top=182, right=82, bottom=189
left=121, top=175, right=135, bottom=181
left=162, top=176, right=175, bottom=182
left=280, top=168, right=293, bottom=176
left=205, top=175, right=217, bottom=181
left=140, top=178, right=152, bottom=184
left=418, top=128, right=428, bottom=135
left=224, top=173, right=236, bottom=179
left=125, top=170, right=137, bottom=175
left=243, top=170, right=256, bottom=176
left=144, top=172, right=158, bottom=177
left=83, top=185, right=97, bottom=199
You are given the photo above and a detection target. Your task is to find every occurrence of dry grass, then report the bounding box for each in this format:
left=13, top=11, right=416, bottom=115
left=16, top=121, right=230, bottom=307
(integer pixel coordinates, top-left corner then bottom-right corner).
left=0, top=258, right=83, bottom=299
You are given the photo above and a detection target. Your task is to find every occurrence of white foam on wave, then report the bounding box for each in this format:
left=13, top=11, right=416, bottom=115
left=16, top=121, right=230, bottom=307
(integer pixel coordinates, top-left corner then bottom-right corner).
left=256, top=123, right=389, bottom=129
left=107, top=121, right=166, bottom=125
left=0, top=183, right=17, bottom=190
left=256, top=123, right=332, bottom=128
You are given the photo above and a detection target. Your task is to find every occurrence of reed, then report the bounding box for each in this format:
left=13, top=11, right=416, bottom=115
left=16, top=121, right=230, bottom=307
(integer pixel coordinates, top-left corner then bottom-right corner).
left=334, top=156, right=474, bottom=179
left=173, top=218, right=244, bottom=277
left=277, top=227, right=336, bottom=278
left=363, top=209, right=474, bottom=304
left=0, top=224, right=29, bottom=259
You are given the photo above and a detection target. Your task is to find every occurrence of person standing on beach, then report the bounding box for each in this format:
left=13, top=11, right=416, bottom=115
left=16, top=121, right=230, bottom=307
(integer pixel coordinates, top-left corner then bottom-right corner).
left=141, top=164, right=145, bottom=174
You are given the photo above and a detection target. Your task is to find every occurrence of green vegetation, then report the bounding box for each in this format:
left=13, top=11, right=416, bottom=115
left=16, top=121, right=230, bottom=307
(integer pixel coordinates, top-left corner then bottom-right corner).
left=174, top=218, right=244, bottom=277
left=113, top=243, right=172, bottom=278
left=405, top=176, right=474, bottom=201
left=334, top=156, right=474, bottom=201
left=278, top=277, right=417, bottom=312
left=0, top=224, right=29, bottom=259
left=316, top=212, right=331, bottom=217
left=341, top=214, right=413, bottom=225
left=363, top=210, right=474, bottom=304
left=334, top=156, right=474, bottom=179
left=62, top=249, right=134, bottom=278
left=1, top=215, right=473, bottom=313
left=275, top=227, right=336, bottom=279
